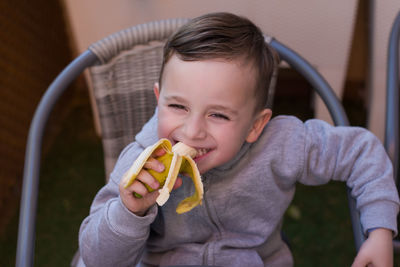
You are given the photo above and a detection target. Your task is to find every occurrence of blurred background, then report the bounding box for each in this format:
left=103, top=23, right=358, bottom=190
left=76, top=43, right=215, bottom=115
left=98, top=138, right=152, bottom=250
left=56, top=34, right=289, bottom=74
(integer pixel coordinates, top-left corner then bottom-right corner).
left=1, top=0, right=399, bottom=266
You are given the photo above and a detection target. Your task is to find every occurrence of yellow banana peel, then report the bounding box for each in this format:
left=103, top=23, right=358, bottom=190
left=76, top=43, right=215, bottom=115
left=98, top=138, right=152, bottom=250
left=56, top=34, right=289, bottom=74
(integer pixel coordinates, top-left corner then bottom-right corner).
left=121, top=138, right=204, bottom=214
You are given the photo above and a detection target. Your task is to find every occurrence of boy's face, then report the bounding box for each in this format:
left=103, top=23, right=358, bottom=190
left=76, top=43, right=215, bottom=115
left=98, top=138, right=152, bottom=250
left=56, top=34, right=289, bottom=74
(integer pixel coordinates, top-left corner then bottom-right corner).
left=154, top=55, right=271, bottom=174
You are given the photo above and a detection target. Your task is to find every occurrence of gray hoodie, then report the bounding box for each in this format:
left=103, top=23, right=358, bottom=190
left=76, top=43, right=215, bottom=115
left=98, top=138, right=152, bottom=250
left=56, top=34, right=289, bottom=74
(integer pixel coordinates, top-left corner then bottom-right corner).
left=79, top=114, right=399, bottom=267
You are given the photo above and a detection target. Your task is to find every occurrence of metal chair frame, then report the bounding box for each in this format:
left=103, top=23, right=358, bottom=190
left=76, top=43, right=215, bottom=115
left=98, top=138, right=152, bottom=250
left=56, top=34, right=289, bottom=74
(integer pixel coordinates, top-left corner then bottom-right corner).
left=384, top=10, right=400, bottom=252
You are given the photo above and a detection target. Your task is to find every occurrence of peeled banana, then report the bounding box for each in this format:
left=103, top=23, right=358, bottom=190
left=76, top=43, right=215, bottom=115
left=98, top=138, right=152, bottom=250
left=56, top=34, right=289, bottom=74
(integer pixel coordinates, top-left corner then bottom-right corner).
left=121, top=138, right=204, bottom=214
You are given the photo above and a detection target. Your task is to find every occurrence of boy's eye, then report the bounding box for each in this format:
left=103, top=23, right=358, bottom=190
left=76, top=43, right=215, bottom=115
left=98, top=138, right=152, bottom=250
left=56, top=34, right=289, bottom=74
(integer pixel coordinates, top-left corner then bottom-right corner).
left=168, top=104, right=186, bottom=110
left=210, top=113, right=230, bottom=121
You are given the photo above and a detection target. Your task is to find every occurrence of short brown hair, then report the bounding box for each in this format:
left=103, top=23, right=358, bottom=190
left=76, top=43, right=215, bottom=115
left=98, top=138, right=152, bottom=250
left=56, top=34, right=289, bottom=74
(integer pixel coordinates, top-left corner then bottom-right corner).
left=159, top=12, right=279, bottom=112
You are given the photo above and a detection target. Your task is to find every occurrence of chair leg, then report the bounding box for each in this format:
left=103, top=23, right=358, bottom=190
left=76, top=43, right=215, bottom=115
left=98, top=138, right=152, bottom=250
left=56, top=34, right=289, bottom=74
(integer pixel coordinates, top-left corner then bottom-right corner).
left=394, top=240, right=400, bottom=253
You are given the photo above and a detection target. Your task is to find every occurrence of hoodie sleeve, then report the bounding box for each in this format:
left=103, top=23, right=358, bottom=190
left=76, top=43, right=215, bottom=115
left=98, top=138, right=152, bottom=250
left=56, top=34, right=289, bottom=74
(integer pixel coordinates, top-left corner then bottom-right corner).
left=298, top=119, right=400, bottom=236
left=79, top=112, right=160, bottom=267
left=79, top=142, right=158, bottom=267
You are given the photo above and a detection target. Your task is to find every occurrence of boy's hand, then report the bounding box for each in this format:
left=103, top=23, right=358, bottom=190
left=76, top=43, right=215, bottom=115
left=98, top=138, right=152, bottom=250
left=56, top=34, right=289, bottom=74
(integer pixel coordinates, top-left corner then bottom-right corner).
left=119, top=148, right=183, bottom=216
left=351, top=228, right=393, bottom=267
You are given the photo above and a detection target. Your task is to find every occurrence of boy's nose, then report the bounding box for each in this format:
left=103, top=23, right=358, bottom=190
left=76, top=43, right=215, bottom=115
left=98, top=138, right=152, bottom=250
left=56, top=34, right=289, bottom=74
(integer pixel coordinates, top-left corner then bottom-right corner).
left=182, top=116, right=207, bottom=140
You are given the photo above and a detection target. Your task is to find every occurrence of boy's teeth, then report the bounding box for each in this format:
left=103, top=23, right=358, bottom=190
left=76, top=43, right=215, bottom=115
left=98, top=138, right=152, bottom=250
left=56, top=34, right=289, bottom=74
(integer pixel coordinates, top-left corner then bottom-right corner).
left=196, top=148, right=209, bottom=157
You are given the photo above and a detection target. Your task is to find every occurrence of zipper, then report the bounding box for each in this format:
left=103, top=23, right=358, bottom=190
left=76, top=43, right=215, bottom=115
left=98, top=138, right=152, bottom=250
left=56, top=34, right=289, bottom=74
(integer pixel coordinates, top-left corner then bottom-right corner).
left=201, top=173, right=221, bottom=265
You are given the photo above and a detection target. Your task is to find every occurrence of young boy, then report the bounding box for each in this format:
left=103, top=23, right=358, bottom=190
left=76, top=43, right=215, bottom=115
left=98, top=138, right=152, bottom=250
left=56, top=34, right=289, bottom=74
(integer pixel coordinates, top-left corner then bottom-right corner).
left=79, top=12, right=399, bottom=266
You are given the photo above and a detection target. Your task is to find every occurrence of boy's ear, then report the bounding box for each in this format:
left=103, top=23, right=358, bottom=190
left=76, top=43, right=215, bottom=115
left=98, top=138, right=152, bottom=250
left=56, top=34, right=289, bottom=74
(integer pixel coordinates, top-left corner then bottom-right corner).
left=153, top=82, right=160, bottom=101
left=246, top=109, right=272, bottom=143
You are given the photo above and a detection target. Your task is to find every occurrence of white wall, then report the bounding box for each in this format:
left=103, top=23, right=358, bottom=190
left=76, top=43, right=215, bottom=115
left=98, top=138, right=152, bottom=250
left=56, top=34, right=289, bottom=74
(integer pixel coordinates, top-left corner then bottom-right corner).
left=62, top=0, right=358, bottom=125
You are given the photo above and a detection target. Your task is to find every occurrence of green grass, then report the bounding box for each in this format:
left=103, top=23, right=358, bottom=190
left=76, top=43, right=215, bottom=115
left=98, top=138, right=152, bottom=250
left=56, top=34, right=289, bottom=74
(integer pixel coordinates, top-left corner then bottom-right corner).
left=0, top=98, right=105, bottom=267
left=1, top=93, right=399, bottom=266
left=34, top=103, right=105, bottom=267
left=283, top=183, right=355, bottom=266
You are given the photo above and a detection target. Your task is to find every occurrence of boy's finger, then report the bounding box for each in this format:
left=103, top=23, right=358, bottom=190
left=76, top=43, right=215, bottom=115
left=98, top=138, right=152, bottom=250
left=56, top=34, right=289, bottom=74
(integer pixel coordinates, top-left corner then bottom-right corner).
left=119, top=182, right=159, bottom=216
left=153, top=147, right=166, bottom=157
left=137, top=170, right=160, bottom=190
left=144, top=157, right=165, bottom=172
left=126, top=180, right=149, bottom=197
left=173, top=176, right=183, bottom=190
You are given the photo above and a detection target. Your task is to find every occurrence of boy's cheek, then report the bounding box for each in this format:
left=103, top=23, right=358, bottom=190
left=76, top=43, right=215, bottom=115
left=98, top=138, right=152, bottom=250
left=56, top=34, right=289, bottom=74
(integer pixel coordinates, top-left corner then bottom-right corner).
left=157, top=118, right=172, bottom=139
left=157, top=110, right=169, bottom=138
left=158, top=109, right=180, bottom=130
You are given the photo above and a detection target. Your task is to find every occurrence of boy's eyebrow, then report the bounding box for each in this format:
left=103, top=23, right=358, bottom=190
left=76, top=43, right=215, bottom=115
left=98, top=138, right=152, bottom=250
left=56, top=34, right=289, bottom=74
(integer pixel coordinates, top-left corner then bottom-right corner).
left=164, top=95, right=189, bottom=105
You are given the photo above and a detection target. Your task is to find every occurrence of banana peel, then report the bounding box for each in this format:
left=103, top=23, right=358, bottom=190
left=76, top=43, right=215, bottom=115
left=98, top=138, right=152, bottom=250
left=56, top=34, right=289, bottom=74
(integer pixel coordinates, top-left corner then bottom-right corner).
left=121, top=138, right=203, bottom=214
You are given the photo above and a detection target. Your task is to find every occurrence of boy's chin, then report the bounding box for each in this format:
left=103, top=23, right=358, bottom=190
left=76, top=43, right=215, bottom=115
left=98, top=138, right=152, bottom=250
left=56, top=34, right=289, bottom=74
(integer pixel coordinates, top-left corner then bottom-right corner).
left=197, top=164, right=211, bottom=174
left=198, top=161, right=220, bottom=174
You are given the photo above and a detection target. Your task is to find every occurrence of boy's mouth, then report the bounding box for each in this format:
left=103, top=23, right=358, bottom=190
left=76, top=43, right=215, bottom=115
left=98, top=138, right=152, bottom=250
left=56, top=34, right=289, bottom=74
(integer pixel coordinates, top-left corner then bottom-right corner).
left=193, top=147, right=212, bottom=161
left=172, top=139, right=212, bottom=160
